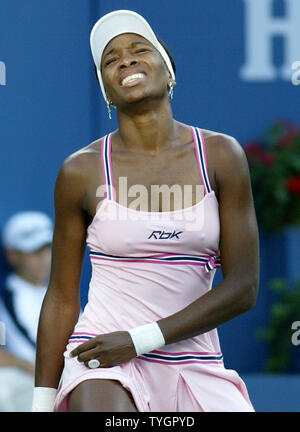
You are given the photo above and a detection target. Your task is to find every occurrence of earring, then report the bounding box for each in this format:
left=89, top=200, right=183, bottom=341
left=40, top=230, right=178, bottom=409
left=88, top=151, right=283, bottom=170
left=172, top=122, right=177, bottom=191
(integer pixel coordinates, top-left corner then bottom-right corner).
left=168, top=81, right=175, bottom=100
left=107, top=99, right=112, bottom=120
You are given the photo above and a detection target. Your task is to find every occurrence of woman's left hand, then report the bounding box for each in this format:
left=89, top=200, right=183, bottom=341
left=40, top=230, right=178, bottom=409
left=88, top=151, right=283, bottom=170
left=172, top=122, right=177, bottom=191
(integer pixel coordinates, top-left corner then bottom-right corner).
left=69, top=331, right=137, bottom=368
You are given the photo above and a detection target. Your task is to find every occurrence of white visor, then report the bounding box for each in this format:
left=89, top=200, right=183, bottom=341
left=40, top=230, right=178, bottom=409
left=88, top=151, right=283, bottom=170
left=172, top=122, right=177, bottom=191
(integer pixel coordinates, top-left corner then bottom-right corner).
left=90, top=10, right=175, bottom=103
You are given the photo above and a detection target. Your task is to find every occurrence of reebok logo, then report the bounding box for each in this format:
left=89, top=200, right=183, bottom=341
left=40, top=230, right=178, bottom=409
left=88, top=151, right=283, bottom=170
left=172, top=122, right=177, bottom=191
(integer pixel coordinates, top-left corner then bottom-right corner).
left=148, top=230, right=183, bottom=240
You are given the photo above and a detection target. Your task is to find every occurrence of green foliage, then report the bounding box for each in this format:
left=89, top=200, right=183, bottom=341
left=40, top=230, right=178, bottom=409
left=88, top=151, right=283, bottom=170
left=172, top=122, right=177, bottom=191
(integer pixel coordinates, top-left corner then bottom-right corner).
left=245, top=120, right=300, bottom=232
left=257, top=278, right=300, bottom=373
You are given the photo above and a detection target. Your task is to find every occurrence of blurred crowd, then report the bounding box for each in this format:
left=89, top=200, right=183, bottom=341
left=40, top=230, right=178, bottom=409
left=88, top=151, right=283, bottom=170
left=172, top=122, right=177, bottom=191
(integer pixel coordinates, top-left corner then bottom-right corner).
left=0, top=211, right=53, bottom=412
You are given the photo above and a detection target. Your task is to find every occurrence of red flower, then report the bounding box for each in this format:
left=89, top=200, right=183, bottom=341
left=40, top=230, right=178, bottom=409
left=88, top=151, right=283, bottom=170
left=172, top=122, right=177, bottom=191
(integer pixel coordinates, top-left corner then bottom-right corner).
left=245, top=141, right=263, bottom=154
left=261, top=153, right=276, bottom=166
left=245, top=142, right=275, bottom=166
left=278, top=129, right=300, bottom=147
left=286, top=177, right=300, bottom=195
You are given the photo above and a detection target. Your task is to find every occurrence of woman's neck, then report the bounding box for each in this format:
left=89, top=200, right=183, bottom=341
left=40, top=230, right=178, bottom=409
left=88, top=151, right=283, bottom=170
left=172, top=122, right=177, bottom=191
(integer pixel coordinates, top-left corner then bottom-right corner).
left=116, top=101, right=179, bottom=155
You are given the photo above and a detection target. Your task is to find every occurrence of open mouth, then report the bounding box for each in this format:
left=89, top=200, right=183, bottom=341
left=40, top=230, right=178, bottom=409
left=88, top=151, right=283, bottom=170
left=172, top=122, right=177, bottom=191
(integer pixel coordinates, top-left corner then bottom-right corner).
left=121, top=73, right=146, bottom=87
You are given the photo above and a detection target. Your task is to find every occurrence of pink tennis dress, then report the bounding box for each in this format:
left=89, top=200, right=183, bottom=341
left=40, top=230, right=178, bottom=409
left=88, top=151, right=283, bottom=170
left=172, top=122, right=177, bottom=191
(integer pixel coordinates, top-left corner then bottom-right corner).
left=54, top=127, right=254, bottom=412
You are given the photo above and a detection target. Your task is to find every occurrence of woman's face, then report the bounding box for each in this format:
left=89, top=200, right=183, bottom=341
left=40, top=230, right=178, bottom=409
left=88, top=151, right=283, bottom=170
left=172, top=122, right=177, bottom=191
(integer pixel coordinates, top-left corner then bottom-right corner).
left=101, top=33, right=170, bottom=108
left=5, top=244, right=51, bottom=285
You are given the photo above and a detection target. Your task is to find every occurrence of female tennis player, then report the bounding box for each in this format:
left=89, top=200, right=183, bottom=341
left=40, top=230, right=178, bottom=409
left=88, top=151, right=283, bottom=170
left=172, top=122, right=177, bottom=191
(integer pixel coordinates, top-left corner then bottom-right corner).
left=33, top=10, right=259, bottom=412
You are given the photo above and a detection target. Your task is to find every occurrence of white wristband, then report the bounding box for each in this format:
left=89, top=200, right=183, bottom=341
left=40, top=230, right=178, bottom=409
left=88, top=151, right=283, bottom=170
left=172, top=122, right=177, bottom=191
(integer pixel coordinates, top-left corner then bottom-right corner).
left=128, top=322, right=165, bottom=356
left=32, top=387, right=57, bottom=412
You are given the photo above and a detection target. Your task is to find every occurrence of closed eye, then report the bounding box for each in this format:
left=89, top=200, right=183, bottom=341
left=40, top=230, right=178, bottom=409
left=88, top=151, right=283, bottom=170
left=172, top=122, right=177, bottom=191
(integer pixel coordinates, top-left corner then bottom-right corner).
left=105, top=58, right=117, bottom=66
left=103, top=47, right=150, bottom=67
left=135, top=48, right=149, bottom=54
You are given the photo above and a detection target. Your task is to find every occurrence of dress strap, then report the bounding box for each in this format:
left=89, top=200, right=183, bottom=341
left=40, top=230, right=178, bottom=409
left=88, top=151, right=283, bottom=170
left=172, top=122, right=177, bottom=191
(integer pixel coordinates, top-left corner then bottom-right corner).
left=191, top=127, right=212, bottom=195
left=101, top=133, right=116, bottom=201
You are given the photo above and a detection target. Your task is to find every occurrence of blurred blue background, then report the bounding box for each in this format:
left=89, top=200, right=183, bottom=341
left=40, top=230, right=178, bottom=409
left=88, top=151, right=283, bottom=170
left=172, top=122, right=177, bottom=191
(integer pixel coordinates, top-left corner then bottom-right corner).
left=0, top=0, right=299, bottom=411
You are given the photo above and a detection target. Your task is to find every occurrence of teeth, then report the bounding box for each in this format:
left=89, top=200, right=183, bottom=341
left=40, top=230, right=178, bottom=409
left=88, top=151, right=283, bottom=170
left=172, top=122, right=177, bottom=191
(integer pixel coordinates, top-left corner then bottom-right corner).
left=122, top=73, right=145, bottom=86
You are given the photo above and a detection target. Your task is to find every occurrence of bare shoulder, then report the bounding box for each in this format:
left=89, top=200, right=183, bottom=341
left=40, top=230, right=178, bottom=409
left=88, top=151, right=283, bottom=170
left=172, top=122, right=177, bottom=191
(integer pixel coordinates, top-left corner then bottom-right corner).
left=202, top=128, right=245, bottom=158
left=55, top=138, right=102, bottom=201
left=201, top=128, right=249, bottom=177
left=59, top=138, right=101, bottom=177
left=179, top=121, right=247, bottom=168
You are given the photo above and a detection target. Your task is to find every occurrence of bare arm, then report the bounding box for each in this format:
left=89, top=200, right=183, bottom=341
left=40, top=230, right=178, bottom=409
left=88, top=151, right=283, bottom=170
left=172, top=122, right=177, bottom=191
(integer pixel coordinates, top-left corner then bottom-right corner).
left=34, top=155, right=88, bottom=388
left=158, top=135, right=260, bottom=343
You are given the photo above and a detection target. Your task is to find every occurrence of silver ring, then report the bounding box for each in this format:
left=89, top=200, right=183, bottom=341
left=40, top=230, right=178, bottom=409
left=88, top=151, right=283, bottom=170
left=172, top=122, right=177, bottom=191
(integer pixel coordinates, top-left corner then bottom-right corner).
left=88, top=359, right=100, bottom=369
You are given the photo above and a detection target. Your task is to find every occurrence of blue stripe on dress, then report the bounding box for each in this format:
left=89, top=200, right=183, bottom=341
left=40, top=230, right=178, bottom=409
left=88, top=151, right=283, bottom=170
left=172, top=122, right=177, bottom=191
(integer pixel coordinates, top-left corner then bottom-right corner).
left=89, top=250, right=221, bottom=273
left=194, top=127, right=211, bottom=194
left=138, top=351, right=224, bottom=365
left=103, top=134, right=113, bottom=200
